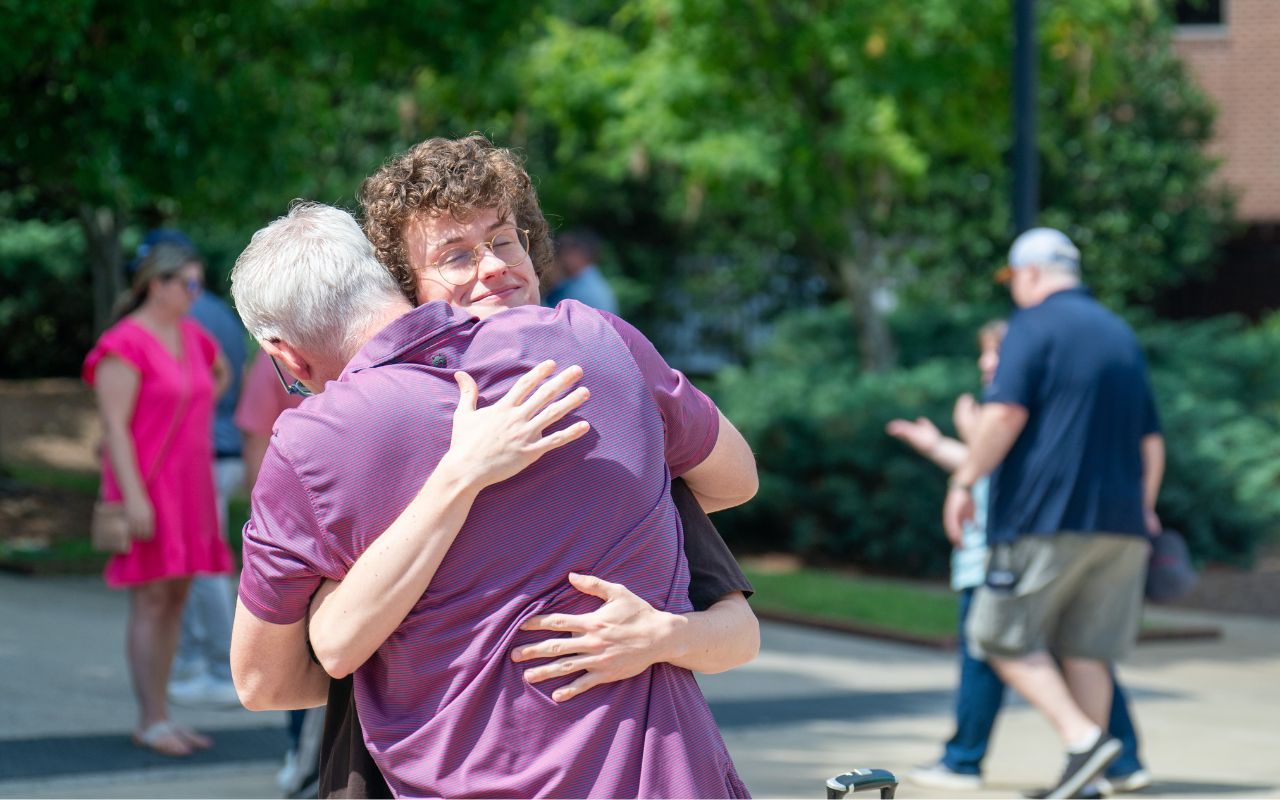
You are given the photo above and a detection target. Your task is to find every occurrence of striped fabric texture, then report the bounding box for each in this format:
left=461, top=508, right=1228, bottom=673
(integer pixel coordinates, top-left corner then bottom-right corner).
left=239, top=300, right=748, bottom=799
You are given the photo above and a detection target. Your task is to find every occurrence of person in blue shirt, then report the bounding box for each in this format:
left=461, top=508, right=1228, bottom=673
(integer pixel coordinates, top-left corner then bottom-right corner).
left=545, top=228, right=619, bottom=314
left=890, top=320, right=1147, bottom=797
left=943, top=229, right=1164, bottom=800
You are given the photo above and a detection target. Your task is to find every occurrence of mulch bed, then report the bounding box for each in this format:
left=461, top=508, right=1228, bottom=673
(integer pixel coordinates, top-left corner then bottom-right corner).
left=0, top=478, right=101, bottom=574
left=0, top=479, right=93, bottom=544
left=1169, top=548, right=1280, bottom=617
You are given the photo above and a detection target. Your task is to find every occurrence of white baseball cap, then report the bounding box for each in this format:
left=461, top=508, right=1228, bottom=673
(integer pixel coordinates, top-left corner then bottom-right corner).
left=995, top=227, right=1080, bottom=283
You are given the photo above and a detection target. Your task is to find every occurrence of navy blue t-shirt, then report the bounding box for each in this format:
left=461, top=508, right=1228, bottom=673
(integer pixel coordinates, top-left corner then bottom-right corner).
left=984, top=288, right=1160, bottom=543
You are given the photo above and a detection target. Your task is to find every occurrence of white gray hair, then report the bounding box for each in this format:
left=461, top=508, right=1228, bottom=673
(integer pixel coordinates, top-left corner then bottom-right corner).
left=231, top=202, right=404, bottom=361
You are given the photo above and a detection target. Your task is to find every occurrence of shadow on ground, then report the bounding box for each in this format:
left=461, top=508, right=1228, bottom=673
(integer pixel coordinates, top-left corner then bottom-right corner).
left=707, top=671, right=1186, bottom=732
left=0, top=726, right=288, bottom=782
left=1141, top=780, right=1280, bottom=796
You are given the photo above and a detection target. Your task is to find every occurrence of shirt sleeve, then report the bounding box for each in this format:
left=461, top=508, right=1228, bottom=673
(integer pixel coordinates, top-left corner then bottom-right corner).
left=82, top=324, right=145, bottom=385
left=984, top=314, right=1044, bottom=409
left=235, top=351, right=291, bottom=436
left=672, top=478, right=754, bottom=610
left=237, top=443, right=339, bottom=625
left=599, top=311, right=720, bottom=477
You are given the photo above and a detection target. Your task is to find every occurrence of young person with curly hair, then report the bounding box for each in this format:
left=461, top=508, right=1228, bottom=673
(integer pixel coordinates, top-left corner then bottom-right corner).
left=233, top=135, right=760, bottom=798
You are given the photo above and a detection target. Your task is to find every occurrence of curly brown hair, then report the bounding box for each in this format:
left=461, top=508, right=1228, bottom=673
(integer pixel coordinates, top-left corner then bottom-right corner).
left=359, top=135, right=553, bottom=302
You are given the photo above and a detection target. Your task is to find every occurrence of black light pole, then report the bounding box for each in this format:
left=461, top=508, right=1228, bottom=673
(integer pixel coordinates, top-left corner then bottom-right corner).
left=1013, top=0, right=1038, bottom=233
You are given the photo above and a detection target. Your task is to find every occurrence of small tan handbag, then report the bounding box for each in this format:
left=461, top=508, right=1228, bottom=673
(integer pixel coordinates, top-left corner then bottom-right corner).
left=90, top=394, right=189, bottom=555
left=90, top=501, right=133, bottom=554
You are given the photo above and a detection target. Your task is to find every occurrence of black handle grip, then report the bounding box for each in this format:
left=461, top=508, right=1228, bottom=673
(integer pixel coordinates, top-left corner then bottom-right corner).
left=826, top=768, right=898, bottom=799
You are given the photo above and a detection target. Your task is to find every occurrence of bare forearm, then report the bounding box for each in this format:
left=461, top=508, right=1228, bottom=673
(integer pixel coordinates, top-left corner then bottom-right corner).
left=213, top=356, right=231, bottom=398
left=308, top=461, right=482, bottom=678
left=952, top=404, right=1028, bottom=486
left=663, top=593, right=759, bottom=674
left=242, top=433, right=270, bottom=491
left=102, top=422, right=146, bottom=501
left=926, top=438, right=969, bottom=474
left=230, top=600, right=330, bottom=711
left=683, top=413, right=759, bottom=513
left=240, top=659, right=328, bottom=710
left=1141, top=434, right=1165, bottom=510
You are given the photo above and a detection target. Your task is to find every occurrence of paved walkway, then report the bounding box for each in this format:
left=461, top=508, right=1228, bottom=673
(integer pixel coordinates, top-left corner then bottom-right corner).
left=1, top=574, right=1278, bottom=798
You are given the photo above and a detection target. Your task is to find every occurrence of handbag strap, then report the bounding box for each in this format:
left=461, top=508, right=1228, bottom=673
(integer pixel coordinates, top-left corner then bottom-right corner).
left=141, top=381, right=192, bottom=485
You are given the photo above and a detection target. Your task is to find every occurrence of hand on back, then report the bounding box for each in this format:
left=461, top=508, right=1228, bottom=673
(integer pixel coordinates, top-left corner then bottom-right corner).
left=438, top=360, right=591, bottom=489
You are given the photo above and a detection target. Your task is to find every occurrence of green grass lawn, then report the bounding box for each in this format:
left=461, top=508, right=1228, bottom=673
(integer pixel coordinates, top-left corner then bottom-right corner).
left=744, top=566, right=959, bottom=640
left=3, top=463, right=1216, bottom=643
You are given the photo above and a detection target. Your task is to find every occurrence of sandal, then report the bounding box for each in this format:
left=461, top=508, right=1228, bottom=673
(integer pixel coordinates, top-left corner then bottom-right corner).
left=172, top=723, right=213, bottom=750
left=132, top=720, right=194, bottom=757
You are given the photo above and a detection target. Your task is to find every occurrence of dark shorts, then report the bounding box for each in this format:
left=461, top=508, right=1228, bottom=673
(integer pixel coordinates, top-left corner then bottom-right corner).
left=967, top=533, right=1150, bottom=661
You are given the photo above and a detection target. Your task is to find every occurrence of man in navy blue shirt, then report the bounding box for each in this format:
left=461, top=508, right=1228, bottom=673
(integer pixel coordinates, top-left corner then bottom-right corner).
left=943, top=228, right=1164, bottom=800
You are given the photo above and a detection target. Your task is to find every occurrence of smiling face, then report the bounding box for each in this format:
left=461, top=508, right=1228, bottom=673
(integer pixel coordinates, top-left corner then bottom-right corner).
left=403, top=207, right=540, bottom=318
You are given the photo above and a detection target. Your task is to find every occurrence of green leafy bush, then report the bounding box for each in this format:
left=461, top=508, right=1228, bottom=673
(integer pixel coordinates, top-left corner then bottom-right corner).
left=709, top=309, right=976, bottom=575
left=712, top=307, right=1280, bottom=575
left=0, top=215, right=93, bottom=378
left=1141, top=315, right=1280, bottom=565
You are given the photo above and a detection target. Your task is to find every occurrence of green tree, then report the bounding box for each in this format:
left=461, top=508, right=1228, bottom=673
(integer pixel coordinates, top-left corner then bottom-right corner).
left=494, top=0, right=1229, bottom=366
left=2, top=0, right=1230, bottom=368
left=0, top=0, right=528, bottom=333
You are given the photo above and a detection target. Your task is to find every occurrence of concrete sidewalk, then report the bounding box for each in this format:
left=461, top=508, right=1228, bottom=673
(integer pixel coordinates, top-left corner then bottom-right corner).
left=1, top=574, right=1277, bottom=798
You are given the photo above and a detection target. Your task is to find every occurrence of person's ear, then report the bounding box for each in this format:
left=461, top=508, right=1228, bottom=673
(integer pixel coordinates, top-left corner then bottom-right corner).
left=1026, top=265, right=1043, bottom=289
left=261, top=339, right=314, bottom=382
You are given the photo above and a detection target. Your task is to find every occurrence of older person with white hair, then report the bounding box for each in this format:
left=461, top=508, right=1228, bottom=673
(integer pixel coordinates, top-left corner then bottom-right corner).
left=943, top=228, right=1164, bottom=800
left=229, top=202, right=758, bottom=798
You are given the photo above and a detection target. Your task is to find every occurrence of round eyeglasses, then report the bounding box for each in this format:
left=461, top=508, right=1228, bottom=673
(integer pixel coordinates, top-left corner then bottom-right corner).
left=428, top=227, right=531, bottom=286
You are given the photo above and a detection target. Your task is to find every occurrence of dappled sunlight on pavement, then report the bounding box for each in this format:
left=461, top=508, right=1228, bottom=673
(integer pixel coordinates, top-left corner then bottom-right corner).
left=1, top=575, right=1277, bottom=799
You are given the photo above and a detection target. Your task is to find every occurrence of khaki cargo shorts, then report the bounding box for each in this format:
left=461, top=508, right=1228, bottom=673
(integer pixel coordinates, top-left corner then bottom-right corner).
left=967, top=533, right=1150, bottom=661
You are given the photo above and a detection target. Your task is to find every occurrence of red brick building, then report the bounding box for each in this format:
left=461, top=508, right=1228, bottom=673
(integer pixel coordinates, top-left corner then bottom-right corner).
left=1173, top=0, right=1280, bottom=223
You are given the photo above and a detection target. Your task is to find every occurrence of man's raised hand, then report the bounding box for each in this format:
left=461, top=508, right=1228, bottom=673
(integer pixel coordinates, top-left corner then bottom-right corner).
left=439, top=359, right=591, bottom=488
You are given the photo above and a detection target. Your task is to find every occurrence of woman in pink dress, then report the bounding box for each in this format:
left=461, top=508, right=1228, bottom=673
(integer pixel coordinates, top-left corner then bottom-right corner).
left=83, top=241, right=233, bottom=756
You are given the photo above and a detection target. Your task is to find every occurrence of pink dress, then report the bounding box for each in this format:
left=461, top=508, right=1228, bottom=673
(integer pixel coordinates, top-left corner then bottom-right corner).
left=83, top=317, right=233, bottom=587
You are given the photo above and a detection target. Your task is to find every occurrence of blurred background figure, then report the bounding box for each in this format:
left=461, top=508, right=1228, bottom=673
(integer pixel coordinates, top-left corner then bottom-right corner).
left=82, top=240, right=234, bottom=757
left=124, top=231, right=246, bottom=710
left=889, top=320, right=1147, bottom=797
left=546, top=228, right=619, bottom=313
left=234, top=349, right=317, bottom=796
left=942, top=228, right=1163, bottom=799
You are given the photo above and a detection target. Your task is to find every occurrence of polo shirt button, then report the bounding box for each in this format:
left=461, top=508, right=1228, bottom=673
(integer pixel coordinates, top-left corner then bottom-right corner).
left=431, top=354, right=447, bottom=367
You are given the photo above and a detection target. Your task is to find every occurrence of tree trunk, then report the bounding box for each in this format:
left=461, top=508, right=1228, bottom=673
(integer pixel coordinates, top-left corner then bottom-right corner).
left=837, top=216, right=897, bottom=372
left=79, top=205, right=125, bottom=336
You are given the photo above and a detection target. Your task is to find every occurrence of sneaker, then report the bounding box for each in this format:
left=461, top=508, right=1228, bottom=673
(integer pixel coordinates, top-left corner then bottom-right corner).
left=1044, top=735, right=1122, bottom=800
left=1098, top=768, right=1152, bottom=794
left=906, top=761, right=982, bottom=791
left=168, top=673, right=242, bottom=709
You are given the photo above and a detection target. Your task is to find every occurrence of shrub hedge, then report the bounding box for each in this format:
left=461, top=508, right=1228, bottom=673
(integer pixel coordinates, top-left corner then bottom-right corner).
left=710, top=306, right=1280, bottom=575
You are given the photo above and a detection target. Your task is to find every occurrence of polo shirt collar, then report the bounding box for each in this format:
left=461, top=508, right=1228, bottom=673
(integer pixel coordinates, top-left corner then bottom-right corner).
left=1041, top=286, right=1091, bottom=304
left=343, top=301, right=474, bottom=376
